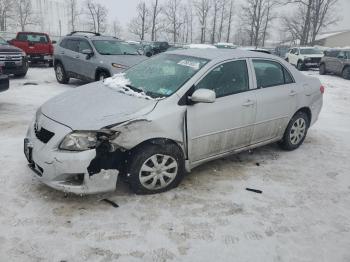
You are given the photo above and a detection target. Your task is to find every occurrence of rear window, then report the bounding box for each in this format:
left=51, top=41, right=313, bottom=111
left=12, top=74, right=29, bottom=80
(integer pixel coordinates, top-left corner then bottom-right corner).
left=17, top=33, right=48, bottom=43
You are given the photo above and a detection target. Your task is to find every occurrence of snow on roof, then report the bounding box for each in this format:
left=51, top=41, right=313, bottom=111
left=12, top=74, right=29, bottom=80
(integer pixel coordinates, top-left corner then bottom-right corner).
left=185, top=44, right=217, bottom=49
left=315, top=30, right=350, bottom=41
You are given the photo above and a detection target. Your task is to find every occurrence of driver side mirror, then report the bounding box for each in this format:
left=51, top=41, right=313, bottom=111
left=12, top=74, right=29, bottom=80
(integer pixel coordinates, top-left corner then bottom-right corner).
left=82, top=49, right=94, bottom=59
left=52, top=40, right=57, bottom=44
left=190, top=89, right=216, bottom=104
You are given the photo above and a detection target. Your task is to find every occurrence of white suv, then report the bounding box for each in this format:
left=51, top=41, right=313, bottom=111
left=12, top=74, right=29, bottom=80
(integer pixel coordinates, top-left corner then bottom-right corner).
left=286, top=47, right=324, bottom=71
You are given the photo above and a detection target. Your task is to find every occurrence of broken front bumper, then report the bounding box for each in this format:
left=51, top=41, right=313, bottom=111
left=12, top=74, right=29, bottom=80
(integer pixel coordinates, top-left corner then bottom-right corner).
left=24, top=114, right=118, bottom=195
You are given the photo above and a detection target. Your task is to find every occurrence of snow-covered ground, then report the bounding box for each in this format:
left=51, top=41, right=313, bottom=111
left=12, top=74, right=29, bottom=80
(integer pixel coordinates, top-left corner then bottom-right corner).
left=0, top=67, right=350, bottom=262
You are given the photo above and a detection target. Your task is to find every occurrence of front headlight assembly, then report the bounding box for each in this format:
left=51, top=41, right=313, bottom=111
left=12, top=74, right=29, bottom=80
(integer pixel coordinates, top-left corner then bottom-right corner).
left=59, top=130, right=119, bottom=151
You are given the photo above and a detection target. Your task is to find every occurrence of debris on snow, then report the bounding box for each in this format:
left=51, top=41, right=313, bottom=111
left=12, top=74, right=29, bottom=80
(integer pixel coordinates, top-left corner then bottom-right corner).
left=101, top=199, right=119, bottom=208
left=246, top=188, right=263, bottom=194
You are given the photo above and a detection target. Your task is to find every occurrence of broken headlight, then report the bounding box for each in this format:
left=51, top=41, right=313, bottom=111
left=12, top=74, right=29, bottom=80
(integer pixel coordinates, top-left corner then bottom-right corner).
left=59, top=130, right=119, bottom=151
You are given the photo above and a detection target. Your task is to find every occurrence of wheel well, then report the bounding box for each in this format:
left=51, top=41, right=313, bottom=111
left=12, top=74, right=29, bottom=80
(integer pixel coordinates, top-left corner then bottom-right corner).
left=54, top=59, right=62, bottom=67
left=130, top=138, right=184, bottom=156
left=343, top=65, right=350, bottom=71
left=296, top=107, right=312, bottom=125
left=95, top=68, right=110, bottom=80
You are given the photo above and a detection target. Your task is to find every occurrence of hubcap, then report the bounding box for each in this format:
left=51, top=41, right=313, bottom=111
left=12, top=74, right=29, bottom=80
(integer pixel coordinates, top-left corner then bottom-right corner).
left=290, top=118, right=306, bottom=145
left=139, top=154, right=178, bottom=190
left=56, top=66, right=63, bottom=81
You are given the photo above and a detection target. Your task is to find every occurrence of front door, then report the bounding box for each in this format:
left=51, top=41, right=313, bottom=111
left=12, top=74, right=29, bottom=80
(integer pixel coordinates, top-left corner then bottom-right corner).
left=187, top=60, right=257, bottom=163
left=76, top=39, right=96, bottom=80
left=250, top=59, right=298, bottom=144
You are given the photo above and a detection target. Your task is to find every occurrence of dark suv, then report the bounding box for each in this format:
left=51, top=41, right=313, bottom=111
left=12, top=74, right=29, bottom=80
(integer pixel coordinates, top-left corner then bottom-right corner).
left=0, top=37, right=28, bottom=77
left=320, top=49, right=350, bottom=80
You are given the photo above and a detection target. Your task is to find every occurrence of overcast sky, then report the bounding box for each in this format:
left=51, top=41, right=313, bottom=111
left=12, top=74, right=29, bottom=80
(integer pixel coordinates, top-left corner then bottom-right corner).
left=97, top=0, right=350, bottom=40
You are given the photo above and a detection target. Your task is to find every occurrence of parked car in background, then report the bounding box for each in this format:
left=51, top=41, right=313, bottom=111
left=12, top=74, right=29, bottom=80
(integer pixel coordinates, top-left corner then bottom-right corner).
left=320, top=49, right=350, bottom=80
left=25, top=49, right=323, bottom=195
left=286, top=47, right=324, bottom=71
left=215, top=43, right=237, bottom=49
left=275, top=46, right=290, bottom=58
left=0, top=67, right=10, bottom=92
left=0, top=36, right=28, bottom=77
left=9, top=32, right=55, bottom=67
left=238, top=46, right=272, bottom=54
left=141, top=41, right=170, bottom=57
left=54, top=31, right=148, bottom=83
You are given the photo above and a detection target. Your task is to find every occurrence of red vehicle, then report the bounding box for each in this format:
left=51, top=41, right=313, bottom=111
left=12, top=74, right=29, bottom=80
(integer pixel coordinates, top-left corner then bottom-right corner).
left=10, top=32, right=56, bottom=67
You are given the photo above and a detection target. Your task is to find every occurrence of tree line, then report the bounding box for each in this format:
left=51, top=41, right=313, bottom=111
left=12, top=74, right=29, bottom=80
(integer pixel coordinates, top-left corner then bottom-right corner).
left=0, top=0, right=340, bottom=46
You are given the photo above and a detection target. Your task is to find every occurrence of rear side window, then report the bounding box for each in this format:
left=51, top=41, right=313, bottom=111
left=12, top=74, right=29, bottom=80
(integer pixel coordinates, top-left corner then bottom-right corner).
left=17, top=33, right=48, bottom=43
left=253, top=60, right=294, bottom=88
left=66, top=39, right=79, bottom=52
left=196, top=60, right=249, bottom=98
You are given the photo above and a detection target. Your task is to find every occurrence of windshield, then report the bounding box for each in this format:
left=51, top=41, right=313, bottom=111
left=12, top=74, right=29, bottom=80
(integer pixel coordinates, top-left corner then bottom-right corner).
left=0, top=37, right=8, bottom=45
left=92, top=40, right=139, bottom=55
left=17, top=33, right=48, bottom=43
left=300, top=48, right=323, bottom=55
left=115, top=54, right=209, bottom=98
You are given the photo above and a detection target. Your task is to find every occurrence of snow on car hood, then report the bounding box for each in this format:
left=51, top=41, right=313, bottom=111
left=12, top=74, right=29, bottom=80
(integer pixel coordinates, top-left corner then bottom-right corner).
left=40, top=81, right=158, bottom=130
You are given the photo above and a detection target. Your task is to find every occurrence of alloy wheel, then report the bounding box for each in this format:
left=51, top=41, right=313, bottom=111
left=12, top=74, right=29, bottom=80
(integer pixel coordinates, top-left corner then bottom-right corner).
left=290, top=118, right=306, bottom=145
left=139, top=154, right=178, bottom=190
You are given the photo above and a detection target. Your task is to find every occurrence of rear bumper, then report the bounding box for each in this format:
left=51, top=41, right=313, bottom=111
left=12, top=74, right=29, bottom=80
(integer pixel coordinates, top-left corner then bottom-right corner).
left=24, top=114, right=119, bottom=195
left=28, top=54, right=53, bottom=62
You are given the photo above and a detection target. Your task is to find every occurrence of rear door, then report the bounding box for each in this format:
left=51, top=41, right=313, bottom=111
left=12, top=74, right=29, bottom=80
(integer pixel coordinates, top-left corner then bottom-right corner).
left=335, top=51, right=346, bottom=74
left=250, top=59, right=298, bottom=144
left=61, top=39, right=80, bottom=74
left=187, top=59, right=257, bottom=163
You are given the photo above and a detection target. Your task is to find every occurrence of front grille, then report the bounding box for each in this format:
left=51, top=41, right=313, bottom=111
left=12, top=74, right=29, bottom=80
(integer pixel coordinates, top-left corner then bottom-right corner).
left=310, top=57, right=321, bottom=64
left=35, top=127, right=55, bottom=144
left=0, top=53, right=22, bottom=62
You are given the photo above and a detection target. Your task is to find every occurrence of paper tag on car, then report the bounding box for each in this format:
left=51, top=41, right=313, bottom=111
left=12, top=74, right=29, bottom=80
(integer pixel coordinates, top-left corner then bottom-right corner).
left=178, top=60, right=200, bottom=70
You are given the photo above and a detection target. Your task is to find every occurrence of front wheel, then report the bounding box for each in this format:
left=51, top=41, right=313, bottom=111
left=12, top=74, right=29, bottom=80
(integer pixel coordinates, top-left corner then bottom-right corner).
left=342, top=67, right=350, bottom=80
left=279, top=111, right=309, bottom=151
left=55, top=63, right=69, bottom=84
left=319, top=64, right=326, bottom=75
left=297, top=61, right=304, bottom=71
left=126, top=144, right=185, bottom=194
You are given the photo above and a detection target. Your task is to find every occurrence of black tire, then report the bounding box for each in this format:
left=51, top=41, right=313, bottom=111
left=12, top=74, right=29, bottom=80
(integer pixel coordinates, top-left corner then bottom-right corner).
left=342, top=67, right=350, bottom=80
left=297, top=61, right=304, bottom=71
left=319, top=63, right=326, bottom=75
left=14, top=61, right=29, bottom=77
left=96, top=71, right=110, bottom=81
left=55, top=62, right=69, bottom=84
left=48, top=61, right=54, bottom=67
left=279, top=111, right=309, bottom=151
left=126, top=143, right=185, bottom=195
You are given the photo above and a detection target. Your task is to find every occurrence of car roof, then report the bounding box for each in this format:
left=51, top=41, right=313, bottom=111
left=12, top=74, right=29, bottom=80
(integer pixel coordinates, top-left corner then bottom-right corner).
left=166, top=48, right=275, bottom=61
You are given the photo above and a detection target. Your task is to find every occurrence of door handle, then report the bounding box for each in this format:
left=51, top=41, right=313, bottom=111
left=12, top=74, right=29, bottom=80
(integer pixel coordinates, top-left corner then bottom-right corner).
left=289, top=91, right=297, bottom=96
left=60, top=51, right=65, bottom=55
left=242, top=100, right=255, bottom=107
left=74, top=55, right=80, bottom=59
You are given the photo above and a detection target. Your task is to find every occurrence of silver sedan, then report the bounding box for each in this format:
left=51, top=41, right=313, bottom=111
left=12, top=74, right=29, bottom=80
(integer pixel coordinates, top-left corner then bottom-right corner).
left=24, top=49, right=323, bottom=195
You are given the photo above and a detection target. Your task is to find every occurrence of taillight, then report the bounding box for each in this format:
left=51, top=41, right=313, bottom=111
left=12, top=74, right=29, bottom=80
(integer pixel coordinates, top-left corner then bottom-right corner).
left=320, top=85, right=325, bottom=94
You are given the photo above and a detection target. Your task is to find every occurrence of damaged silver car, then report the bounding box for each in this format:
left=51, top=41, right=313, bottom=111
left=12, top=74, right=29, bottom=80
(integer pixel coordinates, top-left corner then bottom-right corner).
left=24, top=49, right=323, bottom=195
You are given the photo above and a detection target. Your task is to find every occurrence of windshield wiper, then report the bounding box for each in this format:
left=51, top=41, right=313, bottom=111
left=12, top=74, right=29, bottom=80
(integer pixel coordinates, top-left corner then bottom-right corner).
left=125, top=84, right=144, bottom=93
left=123, top=52, right=139, bottom=55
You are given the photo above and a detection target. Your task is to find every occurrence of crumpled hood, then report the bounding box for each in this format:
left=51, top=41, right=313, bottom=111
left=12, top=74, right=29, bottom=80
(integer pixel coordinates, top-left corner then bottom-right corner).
left=41, top=81, right=157, bottom=130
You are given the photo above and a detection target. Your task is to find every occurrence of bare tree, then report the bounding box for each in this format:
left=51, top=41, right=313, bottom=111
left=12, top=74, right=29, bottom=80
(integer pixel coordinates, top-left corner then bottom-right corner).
left=163, top=0, right=183, bottom=43
left=14, top=0, right=36, bottom=31
left=226, top=0, right=234, bottom=42
left=210, top=0, right=220, bottom=44
left=67, top=0, right=79, bottom=32
left=111, top=19, right=123, bottom=38
left=85, top=0, right=108, bottom=33
left=150, top=0, right=162, bottom=41
left=0, top=0, right=13, bottom=31
left=217, top=0, right=227, bottom=42
left=129, top=1, right=149, bottom=40
left=283, top=0, right=339, bottom=45
left=194, top=0, right=211, bottom=43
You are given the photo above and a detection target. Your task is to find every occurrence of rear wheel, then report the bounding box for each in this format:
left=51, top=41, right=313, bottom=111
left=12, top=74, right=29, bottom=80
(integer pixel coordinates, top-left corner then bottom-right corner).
left=126, top=143, right=185, bottom=195
left=55, top=63, right=69, bottom=84
left=342, top=67, right=350, bottom=80
left=279, top=111, right=309, bottom=151
left=319, top=64, right=326, bottom=75
left=48, top=61, right=54, bottom=67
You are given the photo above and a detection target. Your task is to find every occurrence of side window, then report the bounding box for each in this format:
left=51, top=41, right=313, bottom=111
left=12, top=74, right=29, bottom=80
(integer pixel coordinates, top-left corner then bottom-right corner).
left=59, top=39, right=67, bottom=49
left=338, top=51, right=345, bottom=59
left=78, top=40, right=92, bottom=53
left=253, top=60, right=286, bottom=88
left=195, top=60, right=249, bottom=98
left=66, top=39, right=79, bottom=52
left=283, top=67, right=294, bottom=84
